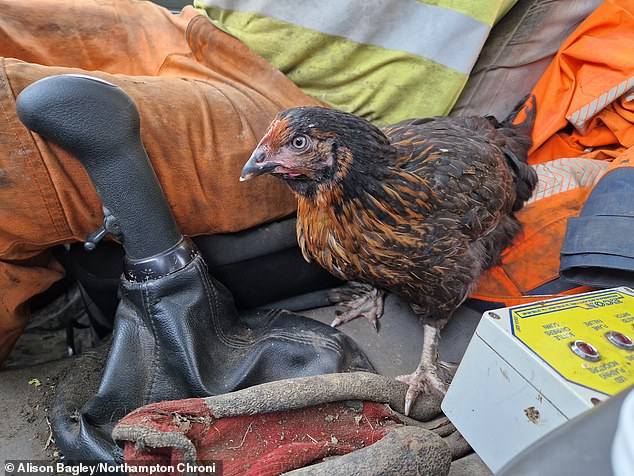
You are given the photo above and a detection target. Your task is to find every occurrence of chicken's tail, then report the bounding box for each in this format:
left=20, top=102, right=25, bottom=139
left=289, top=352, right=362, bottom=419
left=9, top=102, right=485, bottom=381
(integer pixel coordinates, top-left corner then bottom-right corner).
left=497, top=95, right=538, bottom=210
left=502, top=94, right=536, bottom=131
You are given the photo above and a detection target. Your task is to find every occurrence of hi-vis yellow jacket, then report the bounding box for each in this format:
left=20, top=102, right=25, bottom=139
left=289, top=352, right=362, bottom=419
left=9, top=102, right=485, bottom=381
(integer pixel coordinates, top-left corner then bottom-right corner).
left=195, top=0, right=515, bottom=125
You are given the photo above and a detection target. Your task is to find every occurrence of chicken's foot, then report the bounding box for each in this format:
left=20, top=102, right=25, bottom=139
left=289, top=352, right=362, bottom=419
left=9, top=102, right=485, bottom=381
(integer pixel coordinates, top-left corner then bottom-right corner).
left=328, top=282, right=385, bottom=331
left=397, top=323, right=457, bottom=416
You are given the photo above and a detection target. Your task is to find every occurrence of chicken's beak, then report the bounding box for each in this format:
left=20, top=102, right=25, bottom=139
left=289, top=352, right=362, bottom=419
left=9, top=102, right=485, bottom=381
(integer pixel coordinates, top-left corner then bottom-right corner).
left=240, top=148, right=277, bottom=182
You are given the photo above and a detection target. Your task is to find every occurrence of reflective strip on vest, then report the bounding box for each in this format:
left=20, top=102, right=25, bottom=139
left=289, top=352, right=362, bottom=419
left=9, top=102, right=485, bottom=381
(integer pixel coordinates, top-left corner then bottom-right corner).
left=527, top=157, right=610, bottom=204
left=567, top=77, right=634, bottom=133
left=195, top=0, right=515, bottom=124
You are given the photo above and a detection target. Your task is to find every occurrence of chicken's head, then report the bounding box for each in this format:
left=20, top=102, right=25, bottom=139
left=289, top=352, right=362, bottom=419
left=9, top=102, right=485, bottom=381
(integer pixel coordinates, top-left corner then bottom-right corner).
left=240, top=106, right=390, bottom=197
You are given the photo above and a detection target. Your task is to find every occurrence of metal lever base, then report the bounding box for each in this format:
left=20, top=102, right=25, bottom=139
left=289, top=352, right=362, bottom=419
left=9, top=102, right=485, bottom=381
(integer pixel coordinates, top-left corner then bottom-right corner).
left=124, top=237, right=198, bottom=282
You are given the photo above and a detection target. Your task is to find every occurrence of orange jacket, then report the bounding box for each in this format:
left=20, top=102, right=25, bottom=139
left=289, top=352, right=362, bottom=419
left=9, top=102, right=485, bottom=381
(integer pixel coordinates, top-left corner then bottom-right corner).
left=472, top=0, right=634, bottom=306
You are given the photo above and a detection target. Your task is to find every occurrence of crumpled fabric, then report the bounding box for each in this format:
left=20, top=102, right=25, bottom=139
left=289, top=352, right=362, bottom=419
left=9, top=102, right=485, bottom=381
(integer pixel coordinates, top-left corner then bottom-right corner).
left=472, top=0, right=634, bottom=306
left=113, top=373, right=472, bottom=476
left=195, top=0, right=516, bottom=124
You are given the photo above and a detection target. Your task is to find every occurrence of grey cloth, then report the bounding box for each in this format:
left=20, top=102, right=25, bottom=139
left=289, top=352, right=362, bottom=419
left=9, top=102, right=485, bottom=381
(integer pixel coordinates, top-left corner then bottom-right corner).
left=452, top=0, right=603, bottom=120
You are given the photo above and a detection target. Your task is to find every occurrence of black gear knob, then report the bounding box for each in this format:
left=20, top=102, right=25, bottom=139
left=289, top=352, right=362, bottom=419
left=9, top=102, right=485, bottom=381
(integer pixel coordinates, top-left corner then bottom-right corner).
left=16, top=74, right=182, bottom=260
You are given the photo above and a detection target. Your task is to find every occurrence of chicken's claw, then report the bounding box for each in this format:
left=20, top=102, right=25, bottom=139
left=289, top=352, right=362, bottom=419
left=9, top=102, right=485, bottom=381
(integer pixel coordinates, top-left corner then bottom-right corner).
left=404, top=387, right=418, bottom=418
left=397, top=361, right=456, bottom=416
left=331, top=311, right=380, bottom=331
left=328, top=282, right=385, bottom=331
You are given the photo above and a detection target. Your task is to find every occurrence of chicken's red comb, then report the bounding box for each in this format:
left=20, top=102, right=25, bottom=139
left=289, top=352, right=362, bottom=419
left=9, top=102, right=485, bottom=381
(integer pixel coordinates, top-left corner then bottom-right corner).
left=258, top=117, right=289, bottom=150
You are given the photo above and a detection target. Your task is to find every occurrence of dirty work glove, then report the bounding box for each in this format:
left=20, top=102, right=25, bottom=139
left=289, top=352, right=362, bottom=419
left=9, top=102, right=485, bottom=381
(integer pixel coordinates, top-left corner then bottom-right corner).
left=113, top=373, right=483, bottom=476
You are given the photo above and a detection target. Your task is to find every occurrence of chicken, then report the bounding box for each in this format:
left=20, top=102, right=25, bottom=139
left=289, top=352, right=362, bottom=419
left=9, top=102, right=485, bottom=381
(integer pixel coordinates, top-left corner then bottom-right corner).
left=240, top=98, right=538, bottom=415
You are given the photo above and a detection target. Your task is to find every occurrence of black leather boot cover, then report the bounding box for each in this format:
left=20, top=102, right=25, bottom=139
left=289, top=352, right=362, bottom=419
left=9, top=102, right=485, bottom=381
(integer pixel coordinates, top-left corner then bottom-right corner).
left=51, top=245, right=373, bottom=462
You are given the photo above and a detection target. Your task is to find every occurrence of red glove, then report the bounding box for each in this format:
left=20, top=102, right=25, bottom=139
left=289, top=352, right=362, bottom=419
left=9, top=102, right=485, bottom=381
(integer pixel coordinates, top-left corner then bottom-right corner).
left=113, top=373, right=456, bottom=475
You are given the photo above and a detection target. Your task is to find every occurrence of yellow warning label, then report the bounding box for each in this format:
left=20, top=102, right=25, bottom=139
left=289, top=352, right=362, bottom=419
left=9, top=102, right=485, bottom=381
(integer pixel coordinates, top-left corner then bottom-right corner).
left=510, top=289, right=634, bottom=395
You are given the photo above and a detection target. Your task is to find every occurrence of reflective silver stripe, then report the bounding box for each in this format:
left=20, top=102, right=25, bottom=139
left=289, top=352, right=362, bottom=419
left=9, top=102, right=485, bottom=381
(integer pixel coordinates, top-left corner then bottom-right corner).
left=528, top=157, right=609, bottom=204
left=200, top=0, right=489, bottom=74
left=566, top=76, right=634, bottom=132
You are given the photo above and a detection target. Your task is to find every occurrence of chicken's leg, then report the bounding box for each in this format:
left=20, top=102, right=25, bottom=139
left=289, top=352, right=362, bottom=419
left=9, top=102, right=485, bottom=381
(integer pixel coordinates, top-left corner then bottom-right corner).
left=397, top=320, right=456, bottom=416
left=328, top=282, right=385, bottom=330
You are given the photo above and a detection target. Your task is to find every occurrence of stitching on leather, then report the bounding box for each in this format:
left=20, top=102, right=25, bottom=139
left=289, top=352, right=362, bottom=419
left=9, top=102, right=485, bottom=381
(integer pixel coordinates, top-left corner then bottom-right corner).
left=195, top=258, right=347, bottom=354
left=142, top=283, right=162, bottom=405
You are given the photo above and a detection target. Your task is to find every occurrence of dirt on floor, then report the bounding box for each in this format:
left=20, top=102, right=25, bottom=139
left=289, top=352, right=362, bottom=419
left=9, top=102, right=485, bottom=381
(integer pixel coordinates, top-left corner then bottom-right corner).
left=0, top=358, right=69, bottom=462
left=1, top=284, right=94, bottom=463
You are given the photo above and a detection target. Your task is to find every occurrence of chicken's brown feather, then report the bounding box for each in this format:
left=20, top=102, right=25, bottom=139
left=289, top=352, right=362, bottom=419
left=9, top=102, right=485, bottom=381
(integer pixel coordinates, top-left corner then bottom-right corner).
left=252, top=100, right=537, bottom=321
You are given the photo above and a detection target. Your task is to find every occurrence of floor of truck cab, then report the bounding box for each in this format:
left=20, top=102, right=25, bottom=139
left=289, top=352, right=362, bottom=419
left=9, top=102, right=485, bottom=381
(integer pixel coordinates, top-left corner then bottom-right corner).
left=0, top=283, right=484, bottom=466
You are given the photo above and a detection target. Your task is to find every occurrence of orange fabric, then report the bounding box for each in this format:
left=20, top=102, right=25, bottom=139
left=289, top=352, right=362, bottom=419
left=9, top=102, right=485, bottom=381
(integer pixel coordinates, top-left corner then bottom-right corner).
left=0, top=0, right=322, bottom=364
left=528, top=0, right=634, bottom=153
left=473, top=0, right=634, bottom=305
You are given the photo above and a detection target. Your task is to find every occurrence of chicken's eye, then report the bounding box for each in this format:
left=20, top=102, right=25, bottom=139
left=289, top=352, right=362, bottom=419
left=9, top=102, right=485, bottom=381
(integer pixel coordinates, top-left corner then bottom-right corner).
left=291, top=135, right=309, bottom=151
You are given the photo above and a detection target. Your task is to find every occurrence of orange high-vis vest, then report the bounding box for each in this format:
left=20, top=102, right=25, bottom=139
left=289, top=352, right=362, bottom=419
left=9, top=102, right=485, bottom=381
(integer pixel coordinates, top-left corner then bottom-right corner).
left=472, top=0, right=634, bottom=307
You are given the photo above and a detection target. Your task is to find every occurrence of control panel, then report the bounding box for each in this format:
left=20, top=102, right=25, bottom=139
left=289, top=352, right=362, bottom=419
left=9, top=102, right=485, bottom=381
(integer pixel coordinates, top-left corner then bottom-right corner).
left=442, top=287, right=634, bottom=472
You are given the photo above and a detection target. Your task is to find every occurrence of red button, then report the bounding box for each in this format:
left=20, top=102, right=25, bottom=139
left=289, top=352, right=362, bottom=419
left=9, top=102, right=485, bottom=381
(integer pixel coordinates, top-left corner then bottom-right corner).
left=605, top=331, right=634, bottom=350
left=569, top=340, right=601, bottom=361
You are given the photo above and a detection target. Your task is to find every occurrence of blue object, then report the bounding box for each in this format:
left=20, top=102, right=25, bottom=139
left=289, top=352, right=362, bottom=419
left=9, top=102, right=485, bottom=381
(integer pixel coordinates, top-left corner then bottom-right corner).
left=560, top=167, right=634, bottom=288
